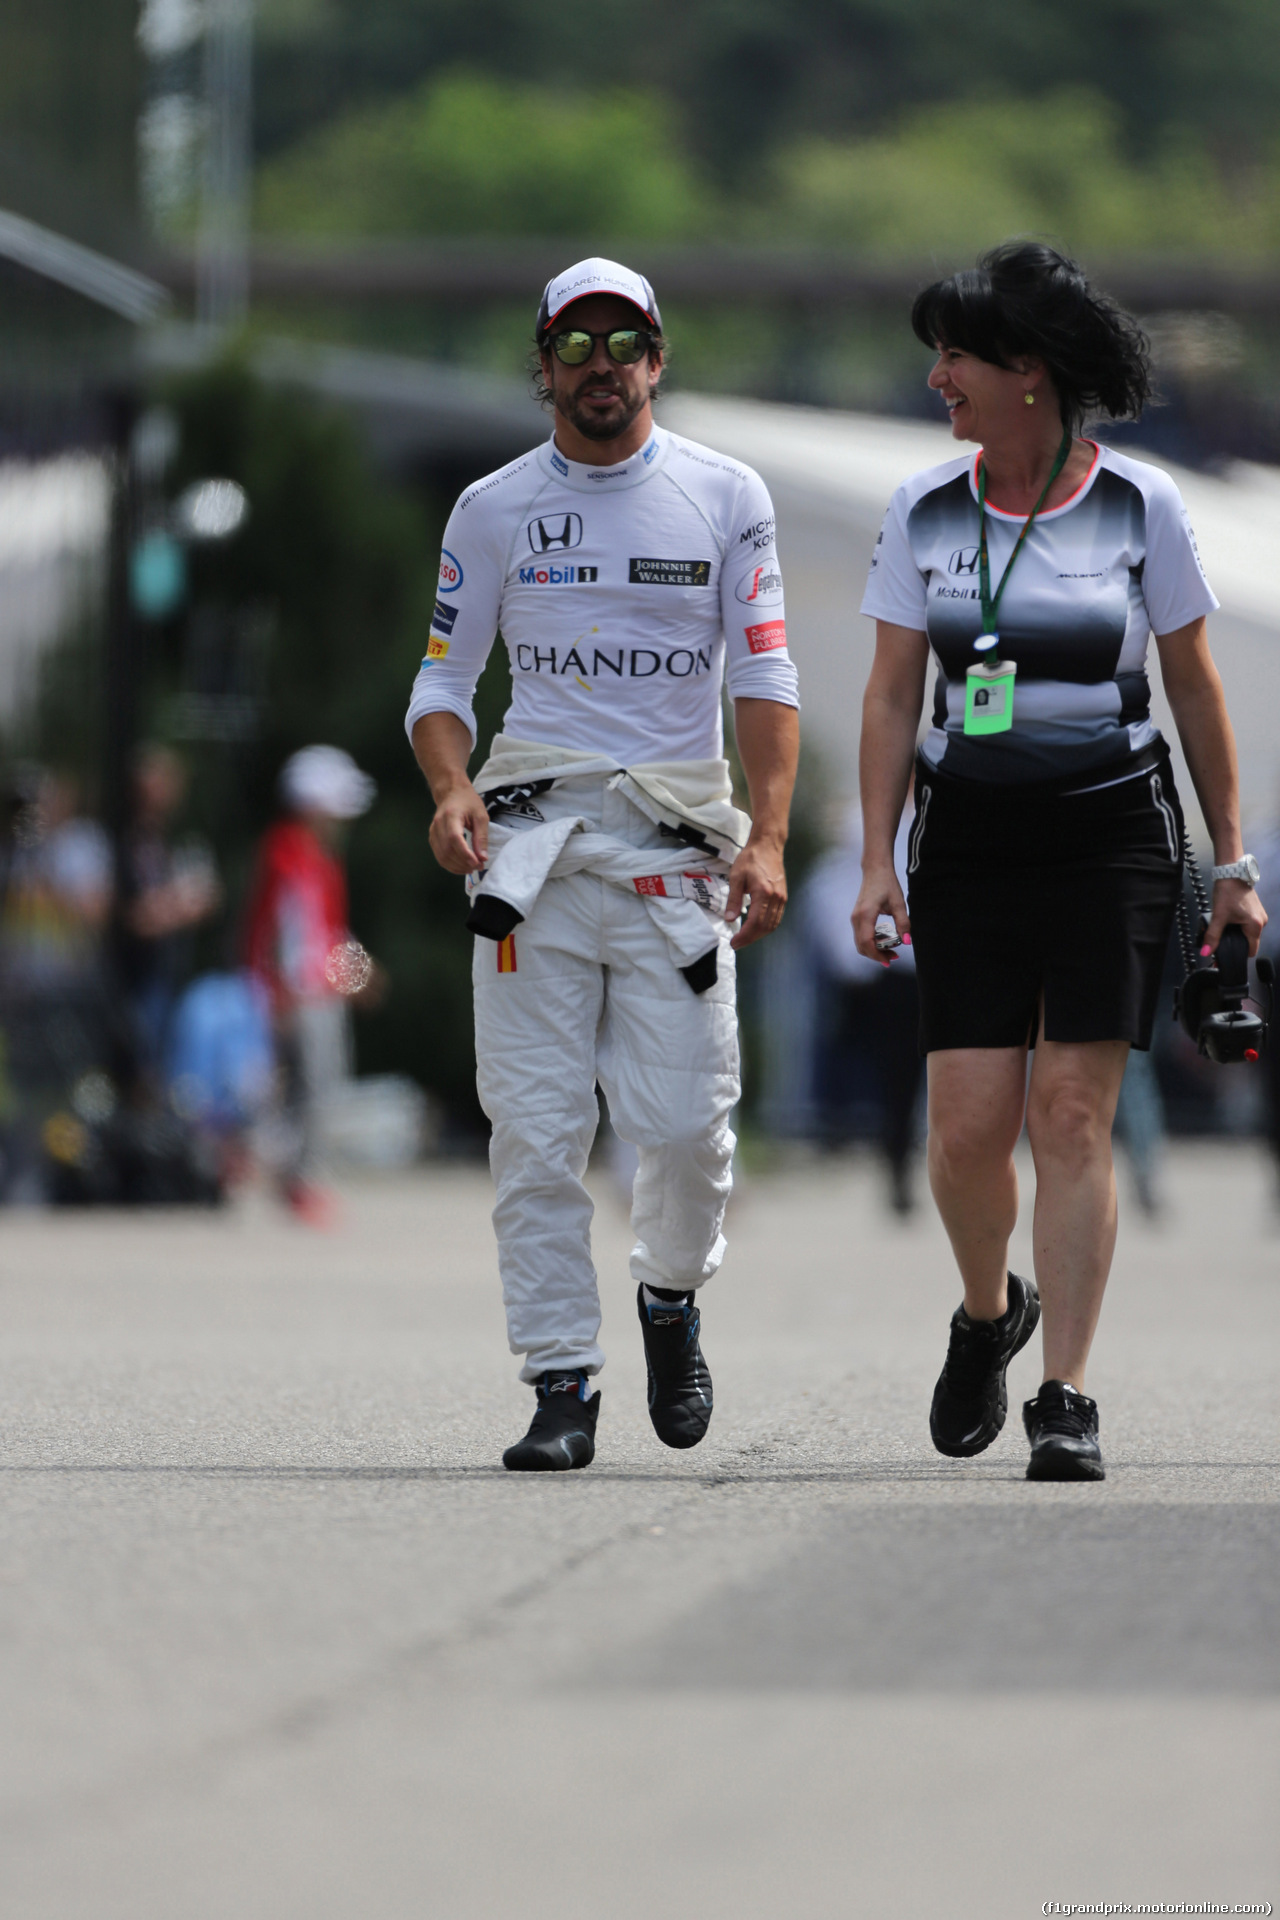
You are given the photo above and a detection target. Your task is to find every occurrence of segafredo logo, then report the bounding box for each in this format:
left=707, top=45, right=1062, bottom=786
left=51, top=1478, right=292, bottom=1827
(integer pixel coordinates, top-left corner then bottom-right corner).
left=734, top=563, right=783, bottom=607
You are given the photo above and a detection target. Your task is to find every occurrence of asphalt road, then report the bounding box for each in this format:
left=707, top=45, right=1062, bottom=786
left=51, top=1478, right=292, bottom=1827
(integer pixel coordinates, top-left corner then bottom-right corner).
left=1, top=1142, right=1276, bottom=1919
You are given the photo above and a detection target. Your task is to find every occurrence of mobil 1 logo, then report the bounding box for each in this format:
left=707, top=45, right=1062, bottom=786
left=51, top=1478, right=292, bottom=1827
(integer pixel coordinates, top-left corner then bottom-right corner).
left=518, top=562, right=599, bottom=585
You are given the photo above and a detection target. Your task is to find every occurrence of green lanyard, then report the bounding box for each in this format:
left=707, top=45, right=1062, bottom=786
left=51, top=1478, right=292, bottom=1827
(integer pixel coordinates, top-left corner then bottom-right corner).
left=975, top=427, right=1073, bottom=650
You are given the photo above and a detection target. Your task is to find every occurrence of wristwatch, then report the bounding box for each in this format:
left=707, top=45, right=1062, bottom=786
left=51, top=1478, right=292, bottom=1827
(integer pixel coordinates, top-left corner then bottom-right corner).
left=1211, top=855, right=1260, bottom=886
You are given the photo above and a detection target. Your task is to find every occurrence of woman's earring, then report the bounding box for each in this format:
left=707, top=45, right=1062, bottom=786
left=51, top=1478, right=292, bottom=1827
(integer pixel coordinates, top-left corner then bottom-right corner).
left=1024, top=391, right=1035, bottom=406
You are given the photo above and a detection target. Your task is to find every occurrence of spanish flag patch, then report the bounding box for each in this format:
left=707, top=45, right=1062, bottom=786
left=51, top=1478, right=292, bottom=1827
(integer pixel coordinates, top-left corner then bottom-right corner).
left=496, top=934, right=517, bottom=974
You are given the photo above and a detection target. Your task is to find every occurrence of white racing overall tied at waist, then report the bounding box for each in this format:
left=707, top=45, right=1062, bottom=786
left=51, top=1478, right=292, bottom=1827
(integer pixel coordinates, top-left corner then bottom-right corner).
left=407, top=255, right=800, bottom=1471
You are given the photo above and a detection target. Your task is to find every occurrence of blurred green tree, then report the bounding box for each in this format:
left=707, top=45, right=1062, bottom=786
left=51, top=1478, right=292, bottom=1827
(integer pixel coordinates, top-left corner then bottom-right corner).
left=252, top=57, right=1280, bottom=268
left=0, top=0, right=138, bottom=249
left=253, top=0, right=1280, bottom=191
left=256, top=70, right=711, bottom=240
left=771, top=90, right=1280, bottom=259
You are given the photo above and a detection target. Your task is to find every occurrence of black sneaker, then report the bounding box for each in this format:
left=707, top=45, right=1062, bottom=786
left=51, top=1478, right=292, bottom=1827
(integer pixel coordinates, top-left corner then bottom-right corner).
left=1023, top=1380, right=1105, bottom=1481
left=636, top=1285, right=713, bottom=1449
left=502, top=1371, right=600, bottom=1472
left=930, top=1271, right=1041, bottom=1458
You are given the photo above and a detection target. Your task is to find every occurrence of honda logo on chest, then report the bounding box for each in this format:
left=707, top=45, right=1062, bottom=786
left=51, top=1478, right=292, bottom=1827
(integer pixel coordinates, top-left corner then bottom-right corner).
left=527, top=513, right=584, bottom=553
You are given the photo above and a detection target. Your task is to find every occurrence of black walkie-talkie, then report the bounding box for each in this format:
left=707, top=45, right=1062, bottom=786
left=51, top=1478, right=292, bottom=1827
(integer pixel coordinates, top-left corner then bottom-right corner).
left=1173, top=835, right=1272, bottom=1063
left=1175, top=922, right=1273, bottom=1063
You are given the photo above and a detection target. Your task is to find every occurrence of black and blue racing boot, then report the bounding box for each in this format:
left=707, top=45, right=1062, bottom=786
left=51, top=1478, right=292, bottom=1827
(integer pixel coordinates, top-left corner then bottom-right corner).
left=636, top=1284, right=713, bottom=1450
left=502, top=1371, right=600, bottom=1472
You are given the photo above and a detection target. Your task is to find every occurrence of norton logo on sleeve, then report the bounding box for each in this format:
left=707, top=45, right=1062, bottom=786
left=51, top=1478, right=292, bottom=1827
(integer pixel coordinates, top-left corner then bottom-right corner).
left=734, top=564, right=783, bottom=607
left=745, top=620, right=787, bottom=654
left=628, top=558, right=712, bottom=586
left=527, top=513, right=583, bottom=553
left=432, top=598, right=458, bottom=634
left=948, top=546, right=981, bottom=576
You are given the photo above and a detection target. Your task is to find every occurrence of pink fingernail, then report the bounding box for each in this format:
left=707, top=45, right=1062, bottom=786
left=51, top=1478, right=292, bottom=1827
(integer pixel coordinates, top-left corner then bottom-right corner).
left=1200, top=944, right=1212, bottom=956
left=903, top=935, right=912, bottom=945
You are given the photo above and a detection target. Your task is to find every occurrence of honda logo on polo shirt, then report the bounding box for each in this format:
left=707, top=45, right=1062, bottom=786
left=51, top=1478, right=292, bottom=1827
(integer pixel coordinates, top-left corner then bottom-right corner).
left=527, top=513, right=583, bottom=553
left=949, top=546, right=980, bottom=575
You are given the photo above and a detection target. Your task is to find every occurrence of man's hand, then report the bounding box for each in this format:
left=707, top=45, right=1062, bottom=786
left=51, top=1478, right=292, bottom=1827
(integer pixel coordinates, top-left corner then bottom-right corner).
left=852, top=861, right=911, bottom=966
left=412, top=712, right=489, bottom=874
left=729, top=698, right=799, bottom=951
left=726, top=834, right=787, bottom=949
left=428, top=779, right=490, bottom=875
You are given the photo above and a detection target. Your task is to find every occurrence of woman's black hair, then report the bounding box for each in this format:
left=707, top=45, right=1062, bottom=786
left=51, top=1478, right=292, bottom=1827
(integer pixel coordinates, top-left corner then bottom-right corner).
left=911, top=240, right=1152, bottom=430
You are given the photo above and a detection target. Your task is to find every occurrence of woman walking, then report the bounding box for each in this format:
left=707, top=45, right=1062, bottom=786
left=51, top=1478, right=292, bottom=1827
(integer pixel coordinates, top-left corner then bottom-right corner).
left=853, top=241, right=1265, bottom=1480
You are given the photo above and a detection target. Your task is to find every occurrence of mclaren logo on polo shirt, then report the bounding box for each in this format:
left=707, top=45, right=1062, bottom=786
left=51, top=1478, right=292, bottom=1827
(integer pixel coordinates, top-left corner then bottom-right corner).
left=628, top=558, right=712, bottom=586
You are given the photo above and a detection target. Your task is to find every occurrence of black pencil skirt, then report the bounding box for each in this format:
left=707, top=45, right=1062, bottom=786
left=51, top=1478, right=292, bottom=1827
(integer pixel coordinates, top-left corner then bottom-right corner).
left=906, top=747, right=1184, bottom=1054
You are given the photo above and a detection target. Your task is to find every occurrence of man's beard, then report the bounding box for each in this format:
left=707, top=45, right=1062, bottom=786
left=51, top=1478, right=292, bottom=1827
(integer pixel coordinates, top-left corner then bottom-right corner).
left=554, top=375, right=648, bottom=442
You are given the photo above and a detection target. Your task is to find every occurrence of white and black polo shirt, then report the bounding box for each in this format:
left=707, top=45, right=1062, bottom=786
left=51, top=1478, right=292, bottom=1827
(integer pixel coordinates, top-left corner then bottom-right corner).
left=861, top=442, right=1218, bottom=785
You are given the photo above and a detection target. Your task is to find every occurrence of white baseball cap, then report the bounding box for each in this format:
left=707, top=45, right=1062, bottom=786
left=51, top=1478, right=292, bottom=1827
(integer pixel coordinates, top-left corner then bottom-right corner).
left=279, top=745, right=376, bottom=820
left=536, top=257, right=662, bottom=339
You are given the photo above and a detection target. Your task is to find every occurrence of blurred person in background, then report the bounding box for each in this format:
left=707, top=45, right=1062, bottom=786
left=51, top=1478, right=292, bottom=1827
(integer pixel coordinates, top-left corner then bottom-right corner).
left=409, top=257, right=799, bottom=1472
left=165, top=966, right=276, bottom=1193
left=0, top=769, right=113, bottom=1200
left=801, top=795, right=923, bottom=1213
left=120, top=745, right=221, bottom=1080
left=0, top=769, right=111, bottom=991
left=1111, top=1047, right=1167, bottom=1219
left=244, top=745, right=380, bottom=1225
left=853, top=241, right=1265, bottom=1481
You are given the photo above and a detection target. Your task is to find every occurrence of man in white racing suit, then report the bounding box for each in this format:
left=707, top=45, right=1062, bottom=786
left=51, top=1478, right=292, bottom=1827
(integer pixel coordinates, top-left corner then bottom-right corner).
left=408, top=257, right=800, bottom=1470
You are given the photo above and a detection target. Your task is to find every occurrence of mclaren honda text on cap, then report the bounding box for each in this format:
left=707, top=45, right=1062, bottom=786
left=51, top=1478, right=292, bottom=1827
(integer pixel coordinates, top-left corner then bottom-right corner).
left=536, top=257, right=662, bottom=339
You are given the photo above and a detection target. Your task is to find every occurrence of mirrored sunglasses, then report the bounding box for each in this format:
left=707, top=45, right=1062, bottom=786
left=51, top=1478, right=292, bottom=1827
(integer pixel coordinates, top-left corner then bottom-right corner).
left=548, top=328, right=655, bottom=366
